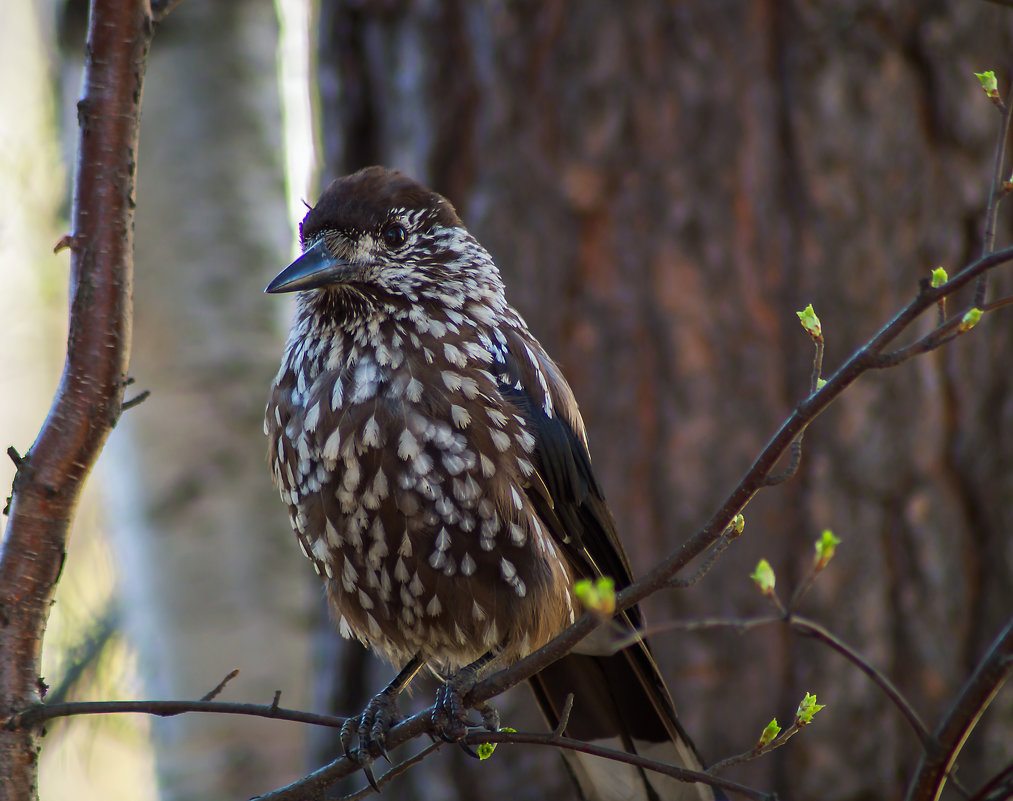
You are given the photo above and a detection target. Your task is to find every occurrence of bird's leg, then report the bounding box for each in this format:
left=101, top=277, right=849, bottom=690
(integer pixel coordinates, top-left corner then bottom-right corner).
left=341, top=652, right=426, bottom=778
left=432, top=649, right=502, bottom=747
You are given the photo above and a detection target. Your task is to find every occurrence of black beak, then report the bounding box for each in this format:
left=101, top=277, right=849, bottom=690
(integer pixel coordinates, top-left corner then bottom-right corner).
left=265, top=238, right=355, bottom=294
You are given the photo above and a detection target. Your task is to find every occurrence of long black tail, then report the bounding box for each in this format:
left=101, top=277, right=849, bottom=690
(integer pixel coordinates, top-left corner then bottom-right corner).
left=529, top=646, right=718, bottom=801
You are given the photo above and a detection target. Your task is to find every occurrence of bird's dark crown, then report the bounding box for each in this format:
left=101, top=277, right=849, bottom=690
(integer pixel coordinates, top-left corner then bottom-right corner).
left=300, top=166, right=462, bottom=245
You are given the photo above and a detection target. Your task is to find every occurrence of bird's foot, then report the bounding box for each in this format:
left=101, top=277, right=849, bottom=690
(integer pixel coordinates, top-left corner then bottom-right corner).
left=431, top=664, right=500, bottom=750
left=340, top=689, right=403, bottom=789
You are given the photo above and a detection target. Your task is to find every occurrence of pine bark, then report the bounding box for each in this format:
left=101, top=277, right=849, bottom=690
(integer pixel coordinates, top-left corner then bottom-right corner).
left=313, top=3, right=1013, bottom=799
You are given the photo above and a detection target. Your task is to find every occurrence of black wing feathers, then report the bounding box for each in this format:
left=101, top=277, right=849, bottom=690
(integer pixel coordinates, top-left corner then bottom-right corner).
left=499, top=331, right=710, bottom=779
left=497, top=341, right=640, bottom=625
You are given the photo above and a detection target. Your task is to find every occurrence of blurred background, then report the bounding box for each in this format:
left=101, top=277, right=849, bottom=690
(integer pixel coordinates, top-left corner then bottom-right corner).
left=2, top=2, right=1013, bottom=800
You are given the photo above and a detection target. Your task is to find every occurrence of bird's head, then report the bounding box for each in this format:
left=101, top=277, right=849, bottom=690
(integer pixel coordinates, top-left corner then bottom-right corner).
left=266, top=167, right=502, bottom=314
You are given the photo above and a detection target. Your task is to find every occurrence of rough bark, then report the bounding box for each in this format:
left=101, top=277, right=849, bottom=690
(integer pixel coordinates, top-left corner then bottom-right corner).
left=312, top=2, right=1013, bottom=800
left=103, top=2, right=311, bottom=798
left=0, top=2, right=150, bottom=799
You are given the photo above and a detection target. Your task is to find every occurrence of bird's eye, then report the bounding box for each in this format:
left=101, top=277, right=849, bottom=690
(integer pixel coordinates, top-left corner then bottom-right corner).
left=381, top=221, right=407, bottom=249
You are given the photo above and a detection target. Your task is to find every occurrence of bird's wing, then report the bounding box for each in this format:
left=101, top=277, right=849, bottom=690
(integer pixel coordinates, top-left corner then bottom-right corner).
left=496, top=329, right=639, bottom=615
left=497, top=327, right=717, bottom=801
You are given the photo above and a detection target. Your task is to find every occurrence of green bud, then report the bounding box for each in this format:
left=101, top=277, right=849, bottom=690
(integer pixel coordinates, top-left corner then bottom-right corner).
left=975, top=70, right=999, bottom=99
left=757, top=718, right=781, bottom=748
left=930, top=267, right=948, bottom=288
left=815, top=378, right=827, bottom=391
left=574, top=576, right=616, bottom=616
left=731, top=513, right=746, bottom=536
left=750, top=559, right=776, bottom=596
left=796, top=692, right=825, bottom=725
left=477, top=727, right=516, bottom=760
left=814, top=530, right=841, bottom=568
left=477, top=742, right=496, bottom=760
left=796, top=304, right=822, bottom=339
left=958, top=308, right=982, bottom=333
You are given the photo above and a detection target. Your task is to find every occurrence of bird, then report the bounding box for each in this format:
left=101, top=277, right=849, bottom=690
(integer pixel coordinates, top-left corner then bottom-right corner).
left=265, top=165, right=717, bottom=801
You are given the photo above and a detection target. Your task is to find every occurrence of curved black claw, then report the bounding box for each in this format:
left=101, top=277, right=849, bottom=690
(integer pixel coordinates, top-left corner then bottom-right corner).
left=431, top=666, right=500, bottom=745
left=340, top=689, right=403, bottom=785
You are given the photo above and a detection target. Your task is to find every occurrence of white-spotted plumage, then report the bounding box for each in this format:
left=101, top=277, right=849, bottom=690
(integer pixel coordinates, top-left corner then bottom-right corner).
left=265, top=167, right=711, bottom=801
left=266, top=170, right=588, bottom=665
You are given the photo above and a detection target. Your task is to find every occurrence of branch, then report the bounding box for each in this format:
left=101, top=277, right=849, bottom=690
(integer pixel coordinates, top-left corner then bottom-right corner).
left=608, top=246, right=1013, bottom=621
left=906, top=615, right=1013, bottom=801
left=615, top=611, right=931, bottom=748
left=0, top=0, right=152, bottom=797
left=254, top=719, right=767, bottom=801
left=464, top=730, right=766, bottom=801
left=790, top=616, right=931, bottom=745
left=976, top=82, right=1013, bottom=306
left=4, top=699, right=345, bottom=732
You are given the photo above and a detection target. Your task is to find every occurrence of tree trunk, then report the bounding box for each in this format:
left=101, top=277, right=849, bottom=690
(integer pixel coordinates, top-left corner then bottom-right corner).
left=310, top=2, right=1013, bottom=799
left=98, top=3, right=313, bottom=798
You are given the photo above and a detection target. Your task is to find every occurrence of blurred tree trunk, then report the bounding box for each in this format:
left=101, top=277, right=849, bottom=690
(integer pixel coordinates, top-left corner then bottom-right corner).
left=88, top=3, right=312, bottom=799
left=311, top=2, right=1013, bottom=799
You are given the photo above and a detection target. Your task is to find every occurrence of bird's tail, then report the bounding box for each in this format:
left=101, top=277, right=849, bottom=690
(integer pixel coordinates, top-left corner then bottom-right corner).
left=529, top=647, right=718, bottom=801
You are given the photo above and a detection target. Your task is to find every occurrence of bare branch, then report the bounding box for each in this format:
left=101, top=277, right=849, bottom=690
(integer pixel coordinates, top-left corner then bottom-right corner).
left=707, top=717, right=811, bottom=774
left=463, top=730, right=767, bottom=801
left=790, top=616, right=931, bottom=745
left=906, top=616, right=1013, bottom=801
left=120, top=389, right=151, bottom=412
left=667, top=517, right=743, bottom=588
left=338, top=740, right=443, bottom=800
left=552, top=693, right=574, bottom=738
left=200, top=669, right=240, bottom=702
left=4, top=698, right=346, bottom=732
left=761, top=438, right=803, bottom=487
left=976, top=82, right=1013, bottom=305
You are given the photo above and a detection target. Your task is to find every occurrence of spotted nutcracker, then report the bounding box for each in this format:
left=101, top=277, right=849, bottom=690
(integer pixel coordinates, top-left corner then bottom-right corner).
left=265, top=166, right=715, bottom=801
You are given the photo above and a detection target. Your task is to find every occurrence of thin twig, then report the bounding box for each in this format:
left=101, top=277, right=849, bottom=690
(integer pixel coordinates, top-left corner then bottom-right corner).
left=6, top=447, right=24, bottom=470
left=762, top=332, right=821, bottom=488
left=707, top=718, right=810, bottom=774
left=976, top=83, right=1013, bottom=306
left=967, top=758, right=1013, bottom=801
left=790, top=616, right=931, bottom=745
left=615, top=609, right=931, bottom=749
left=553, top=693, right=574, bottom=737
left=809, top=336, right=825, bottom=393
left=875, top=291, right=1013, bottom=367
left=200, top=669, right=240, bottom=702
left=668, top=521, right=742, bottom=588
left=339, top=740, right=443, bottom=801
left=762, top=438, right=803, bottom=487
left=610, top=615, right=782, bottom=651
left=464, top=729, right=768, bottom=801
left=120, top=390, right=151, bottom=412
